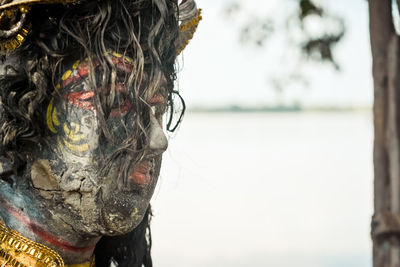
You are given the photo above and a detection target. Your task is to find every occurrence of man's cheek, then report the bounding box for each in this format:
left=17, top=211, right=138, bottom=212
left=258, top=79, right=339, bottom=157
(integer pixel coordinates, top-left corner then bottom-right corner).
left=53, top=106, right=99, bottom=156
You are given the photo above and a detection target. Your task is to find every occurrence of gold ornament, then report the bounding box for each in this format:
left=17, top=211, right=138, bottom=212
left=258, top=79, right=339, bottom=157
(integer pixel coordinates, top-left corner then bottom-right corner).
left=0, top=219, right=95, bottom=267
left=0, top=0, right=82, bottom=52
left=177, top=8, right=202, bottom=55
left=0, top=23, right=31, bottom=52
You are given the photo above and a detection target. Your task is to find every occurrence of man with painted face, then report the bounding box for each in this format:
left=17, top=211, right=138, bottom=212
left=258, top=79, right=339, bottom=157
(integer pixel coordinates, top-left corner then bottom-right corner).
left=0, top=0, right=201, bottom=266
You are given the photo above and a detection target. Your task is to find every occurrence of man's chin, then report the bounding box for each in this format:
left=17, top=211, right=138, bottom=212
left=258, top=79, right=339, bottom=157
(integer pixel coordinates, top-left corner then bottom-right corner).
left=98, top=194, right=149, bottom=235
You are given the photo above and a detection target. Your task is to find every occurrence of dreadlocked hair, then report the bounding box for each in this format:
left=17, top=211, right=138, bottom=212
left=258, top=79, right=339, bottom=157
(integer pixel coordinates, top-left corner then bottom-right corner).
left=0, top=0, right=181, bottom=266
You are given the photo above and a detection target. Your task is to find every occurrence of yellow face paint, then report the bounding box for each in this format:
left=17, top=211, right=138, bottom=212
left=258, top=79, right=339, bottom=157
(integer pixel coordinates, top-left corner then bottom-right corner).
left=72, top=60, right=80, bottom=70
left=52, top=107, right=60, bottom=127
left=63, top=123, right=87, bottom=142
left=112, top=52, right=122, bottom=58
left=48, top=93, right=91, bottom=153
left=46, top=52, right=135, bottom=155
left=58, top=137, right=89, bottom=153
left=62, top=70, right=72, bottom=81
left=46, top=98, right=57, bottom=133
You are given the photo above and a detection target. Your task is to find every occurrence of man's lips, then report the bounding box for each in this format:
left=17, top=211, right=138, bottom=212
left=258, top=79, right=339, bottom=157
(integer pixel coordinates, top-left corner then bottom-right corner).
left=130, top=162, right=152, bottom=185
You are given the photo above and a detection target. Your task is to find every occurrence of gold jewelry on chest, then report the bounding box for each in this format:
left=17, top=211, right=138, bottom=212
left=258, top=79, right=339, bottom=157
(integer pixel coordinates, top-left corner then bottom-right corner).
left=0, top=220, right=94, bottom=267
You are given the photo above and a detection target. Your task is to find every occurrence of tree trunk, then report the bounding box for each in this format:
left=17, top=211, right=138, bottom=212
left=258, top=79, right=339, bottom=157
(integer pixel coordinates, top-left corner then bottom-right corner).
left=370, top=1, right=400, bottom=266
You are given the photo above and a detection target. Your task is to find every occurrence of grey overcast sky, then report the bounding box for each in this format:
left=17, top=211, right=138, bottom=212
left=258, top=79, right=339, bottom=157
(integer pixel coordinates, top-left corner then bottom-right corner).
left=177, top=0, right=372, bottom=108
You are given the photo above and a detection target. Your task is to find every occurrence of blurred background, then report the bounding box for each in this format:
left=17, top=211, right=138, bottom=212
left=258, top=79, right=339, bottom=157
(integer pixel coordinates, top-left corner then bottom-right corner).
left=152, top=0, right=373, bottom=266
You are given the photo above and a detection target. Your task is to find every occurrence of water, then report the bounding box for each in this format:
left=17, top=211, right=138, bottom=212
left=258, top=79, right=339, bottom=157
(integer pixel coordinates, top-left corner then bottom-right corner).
left=151, top=112, right=373, bottom=267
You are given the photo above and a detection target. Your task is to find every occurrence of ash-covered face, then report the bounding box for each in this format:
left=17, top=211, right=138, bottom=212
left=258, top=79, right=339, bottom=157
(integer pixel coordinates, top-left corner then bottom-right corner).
left=32, top=54, right=168, bottom=235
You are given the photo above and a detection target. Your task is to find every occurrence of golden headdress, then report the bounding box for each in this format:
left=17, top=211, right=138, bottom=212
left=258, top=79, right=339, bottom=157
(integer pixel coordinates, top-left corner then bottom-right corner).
left=0, top=0, right=201, bottom=52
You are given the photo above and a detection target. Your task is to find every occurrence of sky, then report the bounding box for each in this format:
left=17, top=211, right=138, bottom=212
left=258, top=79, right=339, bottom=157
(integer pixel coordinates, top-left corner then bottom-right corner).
left=177, top=0, right=373, bottom=109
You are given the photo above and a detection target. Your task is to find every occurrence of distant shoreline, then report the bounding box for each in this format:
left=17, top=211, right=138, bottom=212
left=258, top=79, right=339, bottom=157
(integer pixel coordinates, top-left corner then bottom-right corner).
left=187, top=106, right=372, bottom=113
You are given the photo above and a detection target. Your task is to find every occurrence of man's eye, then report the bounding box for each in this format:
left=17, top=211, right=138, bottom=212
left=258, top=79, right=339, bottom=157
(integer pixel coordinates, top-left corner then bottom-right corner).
left=108, top=83, right=133, bottom=118
left=109, top=93, right=132, bottom=118
left=110, top=93, right=126, bottom=109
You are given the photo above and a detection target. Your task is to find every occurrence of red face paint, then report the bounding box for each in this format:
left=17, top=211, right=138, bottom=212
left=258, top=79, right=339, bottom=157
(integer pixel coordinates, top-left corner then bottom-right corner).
left=64, top=91, right=96, bottom=111
left=130, top=162, right=152, bottom=185
left=0, top=199, right=95, bottom=253
left=60, top=60, right=135, bottom=116
left=109, top=82, right=133, bottom=117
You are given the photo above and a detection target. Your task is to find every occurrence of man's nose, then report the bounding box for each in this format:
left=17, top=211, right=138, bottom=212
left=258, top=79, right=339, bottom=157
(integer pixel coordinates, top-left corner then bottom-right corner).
left=148, top=113, right=168, bottom=156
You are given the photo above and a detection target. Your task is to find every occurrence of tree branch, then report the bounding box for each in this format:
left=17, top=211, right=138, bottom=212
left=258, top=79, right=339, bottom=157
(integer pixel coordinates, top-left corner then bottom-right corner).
left=370, top=0, right=394, bottom=213
left=370, top=1, right=400, bottom=266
